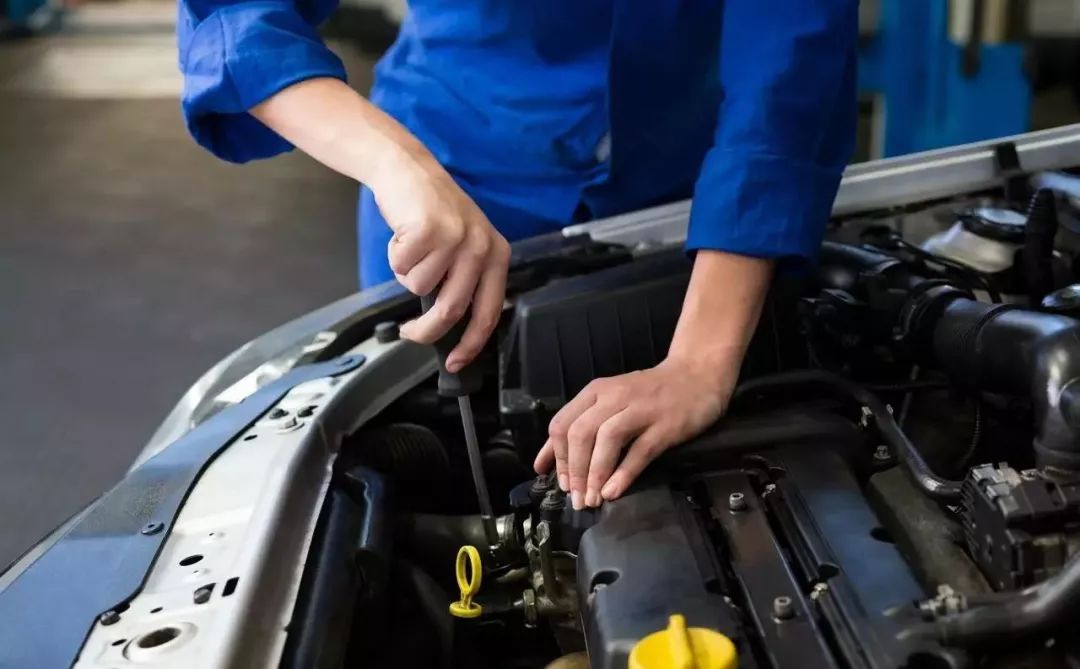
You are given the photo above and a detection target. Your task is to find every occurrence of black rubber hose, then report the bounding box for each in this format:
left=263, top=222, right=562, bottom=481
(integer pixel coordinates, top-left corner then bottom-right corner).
left=657, top=409, right=865, bottom=472
left=732, top=370, right=964, bottom=502
left=1023, top=189, right=1058, bottom=308
left=919, top=550, right=1080, bottom=646
left=358, top=423, right=451, bottom=483
left=924, top=298, right=1080, bottom=471
left=401, top=560, right=454, bottom=669
left=397, top=513, right=495, bottom=568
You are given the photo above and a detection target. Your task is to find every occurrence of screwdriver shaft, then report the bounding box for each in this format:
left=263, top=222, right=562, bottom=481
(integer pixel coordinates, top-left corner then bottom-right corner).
left=458, top=396, right=500, bottom=546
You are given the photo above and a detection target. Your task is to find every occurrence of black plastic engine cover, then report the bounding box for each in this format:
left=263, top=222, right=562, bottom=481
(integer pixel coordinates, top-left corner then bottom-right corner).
left=576, top=487, right=741, bottom=669
left=499, top=251, right=803, bottom=452
left=575, top=443, right=959, bottom=669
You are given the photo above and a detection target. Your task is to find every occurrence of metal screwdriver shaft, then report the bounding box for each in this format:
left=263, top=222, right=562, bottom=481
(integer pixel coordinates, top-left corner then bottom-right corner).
left=457, top=395, right=499, bottom=545
left=419, top=293, right=500, bottom=547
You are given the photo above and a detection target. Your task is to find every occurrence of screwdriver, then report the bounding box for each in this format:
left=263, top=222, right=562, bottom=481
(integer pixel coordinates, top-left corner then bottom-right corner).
left=420, top=293, right=500, bottom=547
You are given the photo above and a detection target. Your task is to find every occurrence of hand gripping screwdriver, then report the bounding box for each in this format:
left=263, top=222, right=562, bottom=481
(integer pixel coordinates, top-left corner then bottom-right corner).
left=419, top=294, right=500, bottom=547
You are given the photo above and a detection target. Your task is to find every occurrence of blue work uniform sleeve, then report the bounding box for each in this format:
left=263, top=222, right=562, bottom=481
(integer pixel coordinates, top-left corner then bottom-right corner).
left=687, top=0, right=858, bottom=264
left=177, top=0, right=346, bottom=163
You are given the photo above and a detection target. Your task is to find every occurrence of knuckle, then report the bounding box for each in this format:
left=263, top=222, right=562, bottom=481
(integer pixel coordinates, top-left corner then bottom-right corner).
left=642, top=440, right=666, bottom=460
left=388, top=254, right=409, bottom=275
left=436, top=300, right=467, bottom=324
left=412, top=218, right=437, bottom=244
left=596, top=422, right=624, bottom=445
left=495, top=237, right=511, bottom=260
left=548, top=417, right=568, bottom=439
left=469, top=232, right=492, bottom=258
left=566, top=421, right=590, bottom=445
left=473, top=310, right=499, bottom=335
left=444, top=218, right=467, bottom=246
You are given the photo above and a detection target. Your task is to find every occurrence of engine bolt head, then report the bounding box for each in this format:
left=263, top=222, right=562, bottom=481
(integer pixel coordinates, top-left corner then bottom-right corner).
left=773, top=595, right=795, bottom=620
left=374, top=321, right=399, bottom=343
left=141, top=522, right=164, bottom=536
left=540, top=490, right=565, bottom=513
left=728, top=492, right=747, bottom=512
left=873, top=445, right=891, bottom=462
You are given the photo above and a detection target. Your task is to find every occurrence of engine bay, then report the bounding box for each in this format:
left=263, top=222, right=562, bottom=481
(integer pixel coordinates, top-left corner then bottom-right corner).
left=299, top=166, right=1080, bottom=669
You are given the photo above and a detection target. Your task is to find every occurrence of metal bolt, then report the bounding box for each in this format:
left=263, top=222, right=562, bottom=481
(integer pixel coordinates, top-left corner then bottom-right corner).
left=141, top=522, right=164, bottom=536
left=728, top=492, right=747, bottom=512
left=374, top=321, right=399, bottom=343
left=99, top=610, right=120, bottom=626
left=193, top=585, right=213, bottom=605
left=773, top=595, right=795, bottom=620
left=531, top=475, right=552, bottom=498
left=540, top=490, right=565, bottom=513
left=810, top=583, right=829, bottom=600
left=873, top=445, right=891, bottom=462
left=763, top=484, right=777, bottom=496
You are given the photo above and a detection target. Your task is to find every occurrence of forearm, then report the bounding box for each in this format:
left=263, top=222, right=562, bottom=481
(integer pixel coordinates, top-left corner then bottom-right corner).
left=668, top=250, right=774, bottom=374
left=250, top=77, right=423, bottom=188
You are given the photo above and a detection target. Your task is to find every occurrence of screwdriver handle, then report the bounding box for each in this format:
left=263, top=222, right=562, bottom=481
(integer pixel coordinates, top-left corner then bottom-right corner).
left=420, top=293, right=483, bottom=397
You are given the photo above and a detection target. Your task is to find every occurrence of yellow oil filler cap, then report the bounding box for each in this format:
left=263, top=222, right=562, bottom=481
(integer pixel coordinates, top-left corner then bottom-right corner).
left=629, top=615, right=737, bottom=669
left=449, top=545, right=483, bottom=619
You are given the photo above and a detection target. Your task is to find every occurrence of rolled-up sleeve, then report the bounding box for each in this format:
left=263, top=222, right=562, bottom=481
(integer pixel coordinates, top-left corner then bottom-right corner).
left=178, top=0, right=346, bottom=163
left=687, top=0, right=858, bottom=264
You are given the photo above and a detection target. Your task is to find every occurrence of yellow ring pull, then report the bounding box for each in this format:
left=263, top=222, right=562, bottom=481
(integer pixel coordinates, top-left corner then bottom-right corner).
left=449, top=545, right=483, bottom=619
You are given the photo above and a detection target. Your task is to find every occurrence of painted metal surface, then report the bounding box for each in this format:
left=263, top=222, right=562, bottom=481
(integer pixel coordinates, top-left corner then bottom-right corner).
left=0, top=356, right=365, bottom=669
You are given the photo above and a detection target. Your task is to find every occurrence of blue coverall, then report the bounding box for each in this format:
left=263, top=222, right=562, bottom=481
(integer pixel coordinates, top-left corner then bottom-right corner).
left=177, top=0, right=857, bottom=287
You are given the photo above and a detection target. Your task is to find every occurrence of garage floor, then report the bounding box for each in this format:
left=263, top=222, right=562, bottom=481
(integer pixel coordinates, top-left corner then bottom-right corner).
left=0, top=4, right=374, bottom=567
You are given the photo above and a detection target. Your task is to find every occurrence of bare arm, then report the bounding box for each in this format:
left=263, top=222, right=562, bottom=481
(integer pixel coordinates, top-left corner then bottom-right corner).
left=252, top=78, right=510, bottom=370
left=536, top=250, right=773, bottom=508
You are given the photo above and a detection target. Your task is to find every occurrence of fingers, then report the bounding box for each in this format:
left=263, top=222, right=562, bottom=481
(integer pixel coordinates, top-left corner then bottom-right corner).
left=387, top=224, right=437, bottom=278
left=600, top=427, right=669, bottom=501
left=399, top=252, right=483, bottom=344
left=533, top=440, right=555, bottom=474
left=586, top=409, right=648, bottom=506
left=565, top=403, right=618, bottom=509
left=447, top=241, right=509, bottom=372
left=548, top=386, right=598, bottom=493
left=393, top=244, right=455, bottom=296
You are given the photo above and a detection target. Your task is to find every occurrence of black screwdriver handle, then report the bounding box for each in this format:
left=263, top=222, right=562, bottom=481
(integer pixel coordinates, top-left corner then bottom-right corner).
left=420, top=293, right=483, bottom=397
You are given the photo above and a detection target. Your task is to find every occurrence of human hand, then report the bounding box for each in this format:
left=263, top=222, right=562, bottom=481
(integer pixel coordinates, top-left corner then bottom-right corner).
left=533, top=354, right=737, bottom=510
left=372, top=145, right=511, bottom=372
left=249, top=79, right=510, bottom=372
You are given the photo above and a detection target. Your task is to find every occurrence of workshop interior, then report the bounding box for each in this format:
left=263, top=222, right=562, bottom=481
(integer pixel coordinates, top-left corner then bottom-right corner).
left=10, top=1, right=1080, bottom=669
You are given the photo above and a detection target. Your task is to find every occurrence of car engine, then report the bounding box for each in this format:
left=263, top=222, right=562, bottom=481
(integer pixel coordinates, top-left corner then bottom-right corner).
left=294, top=169, right=1080, bottom=669
left=23, top=148, right=1080, bottom=669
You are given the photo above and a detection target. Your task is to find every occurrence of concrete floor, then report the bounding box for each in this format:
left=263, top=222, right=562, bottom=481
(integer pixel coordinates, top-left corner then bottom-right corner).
left=0, top=4, right=374, bottom=567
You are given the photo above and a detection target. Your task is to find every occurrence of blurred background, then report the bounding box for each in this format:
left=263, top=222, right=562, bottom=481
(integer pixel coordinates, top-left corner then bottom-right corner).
left=1, top=0, right=1080, bottom=568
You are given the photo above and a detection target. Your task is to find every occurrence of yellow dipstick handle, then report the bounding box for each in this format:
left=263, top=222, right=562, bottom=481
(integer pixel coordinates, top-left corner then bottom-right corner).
left=449, top=545, right=483, bottom=619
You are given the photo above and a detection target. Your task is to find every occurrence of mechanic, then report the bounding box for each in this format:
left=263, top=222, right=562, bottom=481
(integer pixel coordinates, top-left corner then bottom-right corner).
left=177, top=2, right=857, bottom=510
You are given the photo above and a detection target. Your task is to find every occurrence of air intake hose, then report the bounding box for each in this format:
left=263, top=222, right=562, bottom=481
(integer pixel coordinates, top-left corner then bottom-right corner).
left=917, top=297, right=1080, bottom=472
left=817, top=241, right=1080, bottom=473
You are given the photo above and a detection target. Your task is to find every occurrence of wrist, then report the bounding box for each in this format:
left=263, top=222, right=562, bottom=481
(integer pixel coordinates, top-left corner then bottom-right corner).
left=666, top=249, right=774, bottom=379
